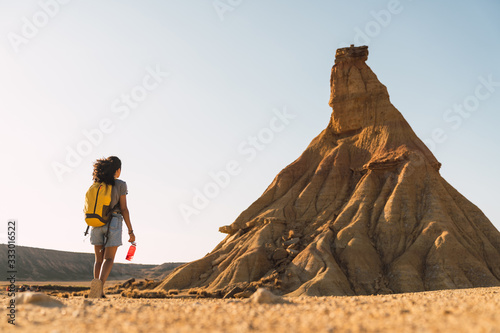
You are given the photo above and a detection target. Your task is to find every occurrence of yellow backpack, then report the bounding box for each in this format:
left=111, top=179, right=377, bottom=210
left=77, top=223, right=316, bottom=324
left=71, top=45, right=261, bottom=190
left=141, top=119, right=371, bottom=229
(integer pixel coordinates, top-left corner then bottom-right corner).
left=84, top=182, right=113, bottom=235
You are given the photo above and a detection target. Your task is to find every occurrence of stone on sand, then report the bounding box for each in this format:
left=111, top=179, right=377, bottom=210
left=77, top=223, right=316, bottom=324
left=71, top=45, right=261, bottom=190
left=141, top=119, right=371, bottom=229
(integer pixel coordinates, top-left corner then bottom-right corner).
left=16, top=292, right=64, bottom=307
left=250, top=288, right=285, bottom=304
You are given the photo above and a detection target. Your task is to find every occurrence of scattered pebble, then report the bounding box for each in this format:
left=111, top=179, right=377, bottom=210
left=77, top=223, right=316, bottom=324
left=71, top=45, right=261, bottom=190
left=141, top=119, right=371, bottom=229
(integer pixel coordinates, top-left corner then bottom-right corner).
left=16, top=292, right=65, bottom=308
left=249, top=288, right=287, bottom=304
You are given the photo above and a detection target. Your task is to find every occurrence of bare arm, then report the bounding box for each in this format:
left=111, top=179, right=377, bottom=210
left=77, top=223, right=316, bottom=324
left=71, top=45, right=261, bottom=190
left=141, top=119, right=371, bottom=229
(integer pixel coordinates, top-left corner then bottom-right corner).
left=119, top=194, right=135, bottom=243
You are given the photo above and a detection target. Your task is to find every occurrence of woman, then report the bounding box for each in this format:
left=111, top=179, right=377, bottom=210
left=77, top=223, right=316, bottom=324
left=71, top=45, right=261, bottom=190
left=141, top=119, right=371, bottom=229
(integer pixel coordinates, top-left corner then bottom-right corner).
left=88, top=156, right=135, bottom=298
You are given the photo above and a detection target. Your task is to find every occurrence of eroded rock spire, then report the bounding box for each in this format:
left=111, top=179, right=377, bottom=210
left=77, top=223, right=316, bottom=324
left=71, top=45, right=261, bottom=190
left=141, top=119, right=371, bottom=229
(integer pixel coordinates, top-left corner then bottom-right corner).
left=156, top=46, right=500, bottom=297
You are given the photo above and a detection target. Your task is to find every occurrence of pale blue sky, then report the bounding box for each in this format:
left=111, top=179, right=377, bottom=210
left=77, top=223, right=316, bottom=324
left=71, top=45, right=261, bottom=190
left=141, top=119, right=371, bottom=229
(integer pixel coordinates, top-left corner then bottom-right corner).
left=0, top=0, right=499, bottom=264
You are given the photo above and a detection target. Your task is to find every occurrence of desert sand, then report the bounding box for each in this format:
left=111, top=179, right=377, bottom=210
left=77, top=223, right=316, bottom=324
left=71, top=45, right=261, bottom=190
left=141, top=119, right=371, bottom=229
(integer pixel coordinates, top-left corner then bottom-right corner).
left=1, top=287, right=499, bottom=332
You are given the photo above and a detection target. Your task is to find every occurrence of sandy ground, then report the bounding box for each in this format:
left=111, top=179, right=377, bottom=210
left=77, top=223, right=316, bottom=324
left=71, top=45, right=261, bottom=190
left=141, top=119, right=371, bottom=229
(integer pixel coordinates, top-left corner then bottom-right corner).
left=1, top=287, right=499, bottom=333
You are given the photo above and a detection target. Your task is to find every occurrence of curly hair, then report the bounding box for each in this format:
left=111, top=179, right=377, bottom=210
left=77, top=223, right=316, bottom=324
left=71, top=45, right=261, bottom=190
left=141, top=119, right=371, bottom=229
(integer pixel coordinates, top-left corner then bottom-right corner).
left=92, top=156, right=122, bottom=185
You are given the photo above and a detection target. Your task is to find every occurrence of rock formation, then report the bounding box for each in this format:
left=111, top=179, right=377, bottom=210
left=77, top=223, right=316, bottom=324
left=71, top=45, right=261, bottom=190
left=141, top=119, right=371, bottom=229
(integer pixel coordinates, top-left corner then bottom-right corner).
left=158, top=45, right=500, bottom=296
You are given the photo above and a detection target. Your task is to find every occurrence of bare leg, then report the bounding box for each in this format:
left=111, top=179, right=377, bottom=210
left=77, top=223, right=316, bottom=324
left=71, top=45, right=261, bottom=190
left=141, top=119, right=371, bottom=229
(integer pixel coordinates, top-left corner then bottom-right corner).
left=99, top=246, right=118, bottom=284
left=93, top=245, right=104, bottom=279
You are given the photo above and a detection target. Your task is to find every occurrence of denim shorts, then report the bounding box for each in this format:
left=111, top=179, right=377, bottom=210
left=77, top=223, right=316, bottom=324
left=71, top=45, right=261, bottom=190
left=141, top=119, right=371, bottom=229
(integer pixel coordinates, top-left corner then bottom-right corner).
left=90, top=213, right=123, bottom=247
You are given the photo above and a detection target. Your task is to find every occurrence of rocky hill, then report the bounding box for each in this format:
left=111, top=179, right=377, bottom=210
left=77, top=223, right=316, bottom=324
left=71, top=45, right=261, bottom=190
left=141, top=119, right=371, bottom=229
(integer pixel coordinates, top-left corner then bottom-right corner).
left=156, top=45, right=500, bottom=297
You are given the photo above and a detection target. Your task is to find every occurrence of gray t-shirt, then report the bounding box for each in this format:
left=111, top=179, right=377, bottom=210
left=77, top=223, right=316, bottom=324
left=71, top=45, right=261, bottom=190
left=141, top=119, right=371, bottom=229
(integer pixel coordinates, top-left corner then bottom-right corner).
left=110, top=179, right=128, bottom=213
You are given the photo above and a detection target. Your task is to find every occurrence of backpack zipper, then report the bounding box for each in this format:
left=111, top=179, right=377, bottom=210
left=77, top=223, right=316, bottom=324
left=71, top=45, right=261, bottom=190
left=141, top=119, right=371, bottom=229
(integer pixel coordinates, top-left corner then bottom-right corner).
left=93, top=185, right=101, bottom=214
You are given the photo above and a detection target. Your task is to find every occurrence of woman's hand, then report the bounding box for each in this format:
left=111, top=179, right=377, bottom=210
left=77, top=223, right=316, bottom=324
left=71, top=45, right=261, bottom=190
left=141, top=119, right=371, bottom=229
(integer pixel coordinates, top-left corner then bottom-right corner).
left=128, top=232, right=135, bottom=243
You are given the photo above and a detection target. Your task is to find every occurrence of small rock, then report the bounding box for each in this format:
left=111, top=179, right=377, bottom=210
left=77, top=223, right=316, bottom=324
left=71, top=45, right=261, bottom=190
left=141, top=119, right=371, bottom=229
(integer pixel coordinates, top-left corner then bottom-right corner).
left=223, top=286, right=244, bottom=299
left=250, top=288, right=286, bottom=304
left=272, top=248, right=288, bottom=260
left=284, top=237, right=300, bottom=246
left=234, top=290, right=254, bottom=298
left=218, top=225, right=233, bottom=234
left=275, top=257, right=289, bottom=266
left=287, top=248, right=299, bottom=257
left=122, top=278, right=135, bottom=288
left=16, top=292, right=64, bottom=308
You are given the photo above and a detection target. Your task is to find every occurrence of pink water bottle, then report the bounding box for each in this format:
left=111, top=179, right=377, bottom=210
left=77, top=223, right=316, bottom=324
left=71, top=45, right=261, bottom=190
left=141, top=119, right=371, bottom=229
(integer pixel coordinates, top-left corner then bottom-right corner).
left=126, top=242, right=136, bottom=261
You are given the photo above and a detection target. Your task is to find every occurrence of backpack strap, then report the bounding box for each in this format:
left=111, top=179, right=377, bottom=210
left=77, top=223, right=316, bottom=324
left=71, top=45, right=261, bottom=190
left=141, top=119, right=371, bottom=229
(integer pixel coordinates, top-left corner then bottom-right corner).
left=99, top=216, right=113, bottom=252
left=102, top=224, right=111, bottom=249
left=84, top=226, right=90, bottom=236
